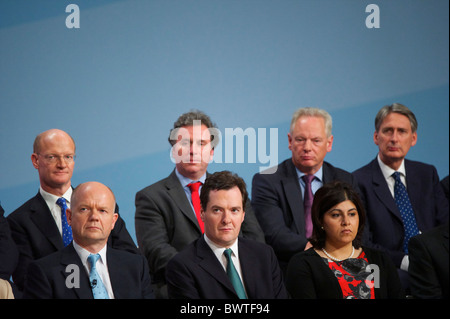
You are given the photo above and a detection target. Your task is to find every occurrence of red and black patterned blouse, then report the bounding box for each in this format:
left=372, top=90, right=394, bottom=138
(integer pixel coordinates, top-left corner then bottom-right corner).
left=322, top=251, right=375, bottom=299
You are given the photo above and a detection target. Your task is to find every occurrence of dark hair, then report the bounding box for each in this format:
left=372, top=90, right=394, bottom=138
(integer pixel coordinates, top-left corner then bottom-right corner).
left=200, top=171, right=248, bottom=210
left=168, top=109, right=220, bottom=148
left=309, top=181, right=365, bottom=249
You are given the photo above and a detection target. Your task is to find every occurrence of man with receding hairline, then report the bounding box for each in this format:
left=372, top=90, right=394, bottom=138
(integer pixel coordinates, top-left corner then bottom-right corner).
left=7, top=129, right=138, bottom=291
left=23, top=182, right=153, bottom=299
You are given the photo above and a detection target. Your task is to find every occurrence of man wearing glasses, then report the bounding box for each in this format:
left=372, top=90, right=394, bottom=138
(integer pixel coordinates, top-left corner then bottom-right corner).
left=7, top=129, right=138, bottom=291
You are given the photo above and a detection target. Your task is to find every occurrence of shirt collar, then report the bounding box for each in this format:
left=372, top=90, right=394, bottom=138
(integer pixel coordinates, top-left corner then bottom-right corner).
left=73, top=240, right=108, bottom=269
left=175, top=168, right=207, bottom=187
left=40, top=186, right=73, bottom=207
left=377, top=154, right=406, bottom=180
left=295, top=165, right=323, bottom=183
left=204, top=234, right=240, bottom=260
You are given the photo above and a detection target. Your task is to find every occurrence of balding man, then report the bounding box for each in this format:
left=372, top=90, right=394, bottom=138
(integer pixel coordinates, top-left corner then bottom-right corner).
left=23, top=182, right=153, bottom=299
left=7, top=129, right=138, bottom=291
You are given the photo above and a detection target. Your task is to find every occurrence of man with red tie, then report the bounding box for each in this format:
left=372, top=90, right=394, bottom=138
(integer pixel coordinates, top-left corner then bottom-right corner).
left=134, top=110, right=264, bottom=298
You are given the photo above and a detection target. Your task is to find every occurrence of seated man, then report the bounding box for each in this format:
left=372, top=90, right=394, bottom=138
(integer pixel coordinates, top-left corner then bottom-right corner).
left=166, top=171, right=287, bottom=299
left=353, top=103, right=449, bottom=289
left=23, top=182, right=154, bottom=299
left=7, top=129, right=138, bottom=291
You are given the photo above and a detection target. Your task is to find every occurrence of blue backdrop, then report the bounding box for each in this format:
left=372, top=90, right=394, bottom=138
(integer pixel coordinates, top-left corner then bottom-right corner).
left=1, top=0, right=448, bottom=243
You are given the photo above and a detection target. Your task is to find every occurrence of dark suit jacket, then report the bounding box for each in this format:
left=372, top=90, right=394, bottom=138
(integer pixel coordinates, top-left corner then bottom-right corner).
left=23, top=243, right=154, bottom=299
left=353, top=158, right=449, bottom=267
left=251, top=159, right=359, bottom=268
left=166, top=236, right=288, bottom=299
left=408, top=222, right=449, bottom=299
left=7, top=191, right=139, bottom=290
left=0, top=204, right=18, bottom=281
left=286, top=247, right=404, bottom=299
left=135, top=169, right=265, bottom=284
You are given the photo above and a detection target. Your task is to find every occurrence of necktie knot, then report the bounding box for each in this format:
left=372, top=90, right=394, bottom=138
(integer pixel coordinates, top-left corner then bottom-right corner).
left=56, top=197, right=68, bottom=210
left=302, top=174, right=315, bottom=185
left=188, top=181, right=202, bottom=192
left=88, top=254, right=100, bottom=269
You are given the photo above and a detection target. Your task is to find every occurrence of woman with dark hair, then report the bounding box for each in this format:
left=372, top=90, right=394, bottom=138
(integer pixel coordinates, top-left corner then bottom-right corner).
left=286, top=181, right=404, bottom=299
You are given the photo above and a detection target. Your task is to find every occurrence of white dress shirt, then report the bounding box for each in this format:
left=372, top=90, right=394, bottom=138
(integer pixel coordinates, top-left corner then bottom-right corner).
left=73, top=241, right=115, bottom=299
left=39, top=186, right=72, bottom=235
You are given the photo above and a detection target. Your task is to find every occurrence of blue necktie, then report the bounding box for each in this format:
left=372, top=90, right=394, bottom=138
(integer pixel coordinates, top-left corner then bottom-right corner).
left=224, top=248, right=247, bottom=299
left=87, top=254, right=109, bottom=299
left=56, top=197, right=73, bottom=246
left=392, top=172, right=420, bottom=253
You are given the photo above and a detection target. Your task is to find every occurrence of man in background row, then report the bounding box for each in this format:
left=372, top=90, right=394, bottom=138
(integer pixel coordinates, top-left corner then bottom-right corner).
left=353, top=103, right=449, bottom=290
left=135, top=110, right=264, bottom=298
left=7, top=129, right=138, bottom=291
left=251, top=107, right=359, bottom=272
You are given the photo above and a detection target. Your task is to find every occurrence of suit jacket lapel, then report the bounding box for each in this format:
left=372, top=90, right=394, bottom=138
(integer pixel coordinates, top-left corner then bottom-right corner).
left=281, top=160, right=304, bottom=234
left=370, top=159, right=402, bottom=221
left=60, top=244, right=92, bottom=299
left=30, top=192, right=64, bottom=250
left=238, top=240, right=256, bottom=298
left=196, top=237, right=237, bottom=297
left=166, top=169, right=202, bottom=233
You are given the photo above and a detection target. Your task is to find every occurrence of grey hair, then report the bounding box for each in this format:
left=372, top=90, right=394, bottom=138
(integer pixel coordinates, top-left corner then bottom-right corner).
left=375, top=103, right=418, bottom=133
left=290, top=107, right=333, bottom=137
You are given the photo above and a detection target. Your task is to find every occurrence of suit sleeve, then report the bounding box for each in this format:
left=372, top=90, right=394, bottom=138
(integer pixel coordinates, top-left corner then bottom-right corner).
left=22, top=261, right=53, bottom=299
left=135, top=189, right=179, bottom=282
left=285, top=252, right=318, bottom=299
left=0, top=206, right=19, bottom=281
left=408, top=235, right=442, bottom=298
left=165, top=256, right=201, bottom=299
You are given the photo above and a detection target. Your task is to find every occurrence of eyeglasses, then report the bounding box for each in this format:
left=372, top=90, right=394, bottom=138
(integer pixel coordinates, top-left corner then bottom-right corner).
left=37, top=154, right=76, bottom=164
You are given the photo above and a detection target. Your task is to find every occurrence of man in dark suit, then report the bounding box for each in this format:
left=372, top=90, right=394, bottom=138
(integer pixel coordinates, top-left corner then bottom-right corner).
left=23, top=182, right=153, bottom=299
left=353, top=103, right=449, bottom=288
left=251, top=107, right=358, bottom=271
left=7, top=129, right=138, bottom=291
left=408, top=222, right=449, bottom=299
left=135, top=110, right=264, bottom=298
left=166, top=171, right=287, bottom=299
left=1, top=203, right=19, bottom=298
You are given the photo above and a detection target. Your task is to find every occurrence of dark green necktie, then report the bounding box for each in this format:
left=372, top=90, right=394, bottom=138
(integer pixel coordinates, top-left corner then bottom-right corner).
left=224, top=248, right=247, bottom=299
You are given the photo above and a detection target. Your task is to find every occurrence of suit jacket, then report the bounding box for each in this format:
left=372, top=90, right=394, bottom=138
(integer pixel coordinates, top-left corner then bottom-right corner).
left=23, top=243, right=154, bottom=299
left=408, top=222, right=449, bottom=299
left=251, top=159, right=359, bottom=268
left=166, top=236, right=288, bottom=299
left=0, top=204, right=18, bottom=280
left=135, top=169, right=265, bottom=284
left=286, top=247, right=404, bottom=299
left=353, top=158, right=449, bottom=267
left=7, top=191, right=139, bottom=290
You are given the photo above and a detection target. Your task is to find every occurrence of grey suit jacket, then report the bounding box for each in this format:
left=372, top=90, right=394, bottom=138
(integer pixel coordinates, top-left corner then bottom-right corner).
left=135, top=169, right=265, bottom=283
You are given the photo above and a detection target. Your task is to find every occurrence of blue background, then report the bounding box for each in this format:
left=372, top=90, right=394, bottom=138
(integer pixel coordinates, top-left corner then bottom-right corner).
left=1, top=0, right=448, bottom=244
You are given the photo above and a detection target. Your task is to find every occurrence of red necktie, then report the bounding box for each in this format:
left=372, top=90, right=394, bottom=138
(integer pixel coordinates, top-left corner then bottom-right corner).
left=188, top=182, right=204, bottom=233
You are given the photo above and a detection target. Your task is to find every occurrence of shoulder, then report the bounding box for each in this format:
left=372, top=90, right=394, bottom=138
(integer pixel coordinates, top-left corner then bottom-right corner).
left=253, top=159, right=293, bottom=182
left=7, top=194, right=41, bottom=221
left=136, top=172, right=176, bottom=198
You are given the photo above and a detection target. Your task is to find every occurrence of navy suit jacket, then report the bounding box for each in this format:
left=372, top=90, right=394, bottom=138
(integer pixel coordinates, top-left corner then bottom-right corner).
left=353, top=158, right=449, bottom=266
left=7, top=191, right=139, bottom=290
left=23, top=243, right=154, bottom=299
left=408, top=222, right=449, bottom=299
left=166, top=236, right=288, bottom=299
left=251, top=159, right=359, bottom=268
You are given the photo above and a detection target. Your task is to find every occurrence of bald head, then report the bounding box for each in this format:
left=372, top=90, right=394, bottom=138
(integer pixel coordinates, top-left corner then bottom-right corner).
left=33, top=129, right=76, bottom=154
left=67, top=181, right=118, bottom=253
